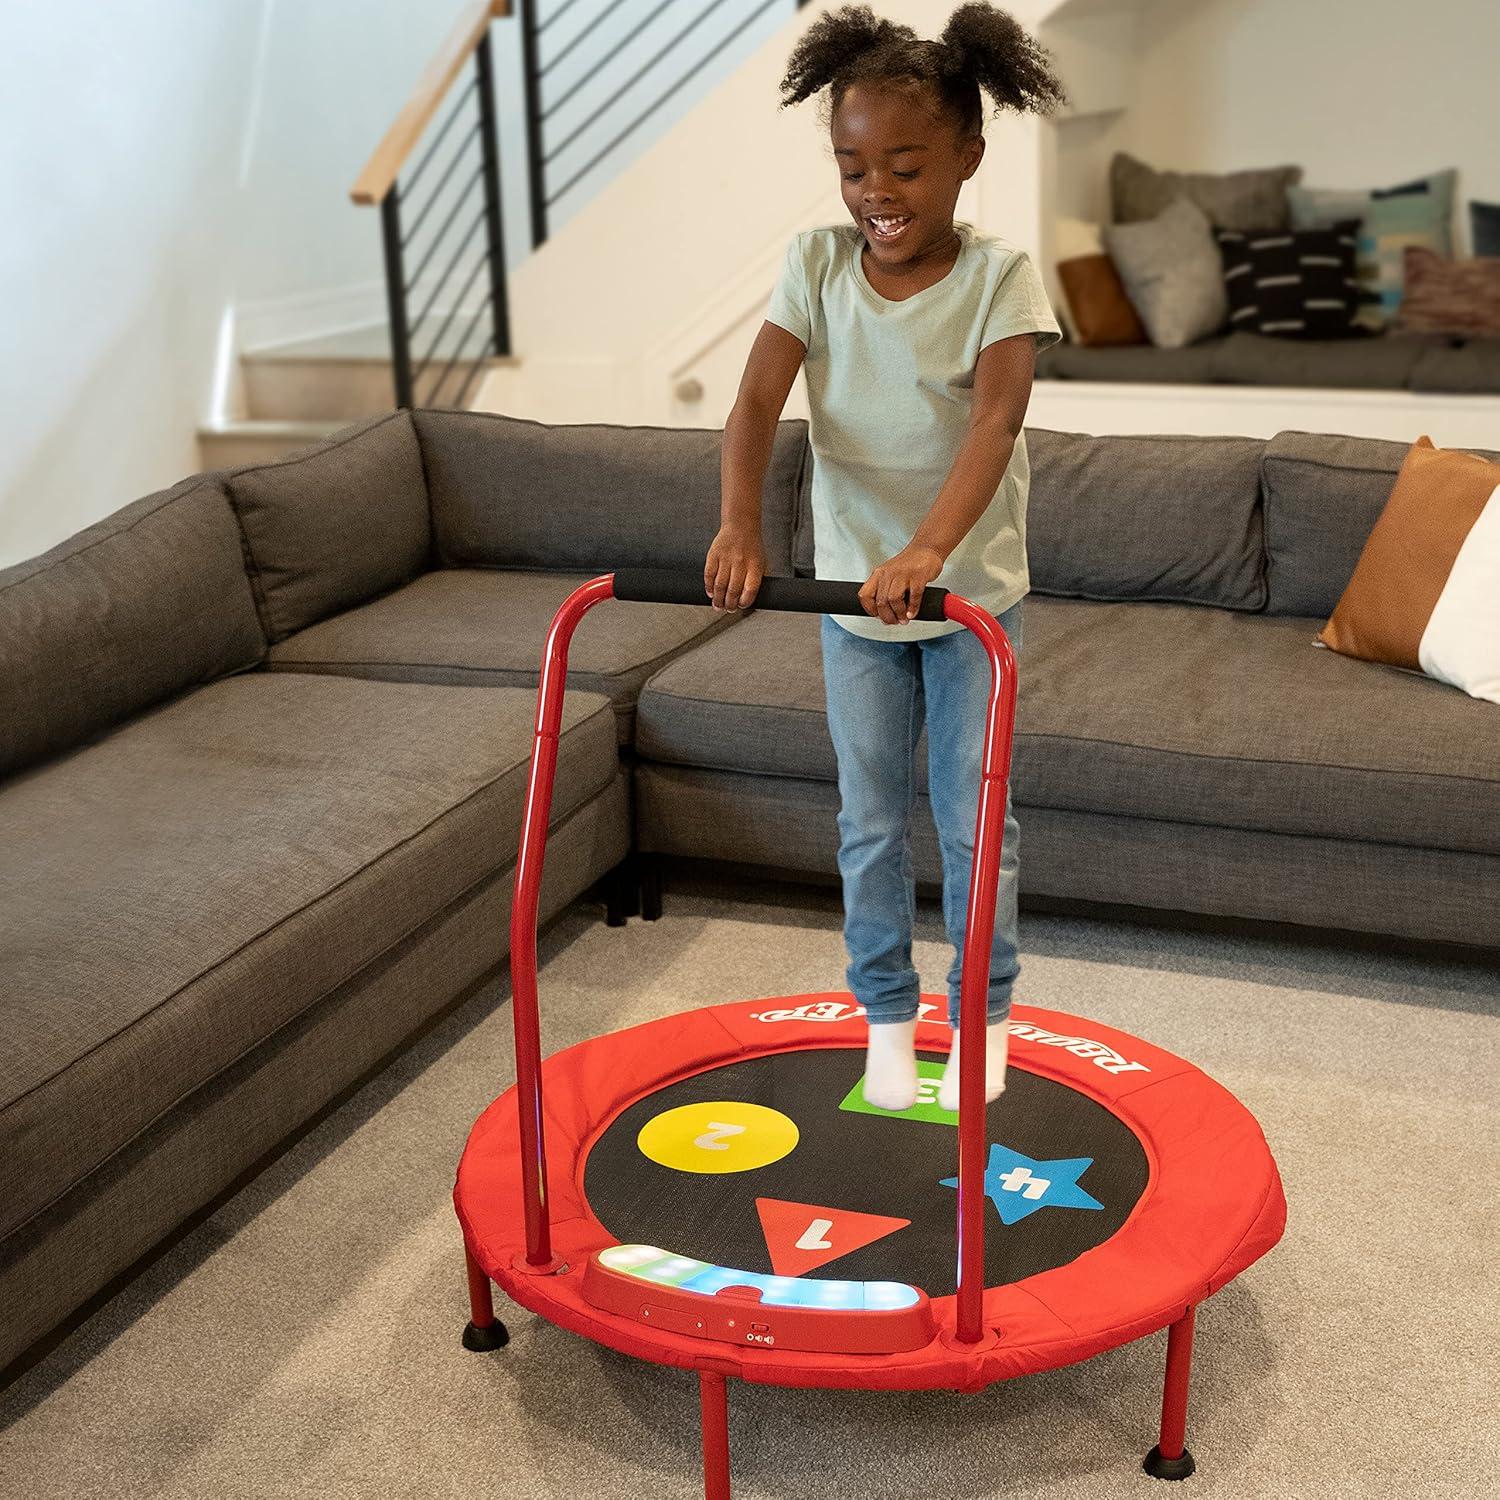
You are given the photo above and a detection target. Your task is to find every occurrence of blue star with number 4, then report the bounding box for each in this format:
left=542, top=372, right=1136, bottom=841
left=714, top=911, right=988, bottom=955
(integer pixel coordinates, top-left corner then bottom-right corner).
left=941, top=1143, right=1105, bottom=1225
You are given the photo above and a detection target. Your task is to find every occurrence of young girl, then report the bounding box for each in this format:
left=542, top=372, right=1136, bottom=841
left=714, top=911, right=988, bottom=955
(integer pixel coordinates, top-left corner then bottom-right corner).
left=704, top=3, right=1064, bottom=1113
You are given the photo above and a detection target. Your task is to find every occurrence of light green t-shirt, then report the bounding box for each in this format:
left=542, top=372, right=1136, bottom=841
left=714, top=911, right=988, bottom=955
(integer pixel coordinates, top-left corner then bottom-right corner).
left=765, top=220, right=1061, bottom=640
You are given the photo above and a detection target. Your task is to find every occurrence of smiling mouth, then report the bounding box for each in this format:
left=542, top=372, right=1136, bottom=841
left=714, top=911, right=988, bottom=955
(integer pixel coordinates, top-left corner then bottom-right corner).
left=867, top=214, right=913, bottom=243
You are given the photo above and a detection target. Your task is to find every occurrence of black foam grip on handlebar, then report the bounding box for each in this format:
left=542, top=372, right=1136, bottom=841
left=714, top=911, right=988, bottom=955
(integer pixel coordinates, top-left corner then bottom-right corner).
left=613, top=568, right=949, bottom=621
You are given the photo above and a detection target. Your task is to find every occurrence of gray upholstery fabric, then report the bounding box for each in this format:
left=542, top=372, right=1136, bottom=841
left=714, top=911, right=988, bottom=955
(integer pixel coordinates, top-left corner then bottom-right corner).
left=1017, top=806, right=1500, bottom=948
left=1110, top=151, right=1303, bottom=232
left=228, top=412, right=430, bottom=643
left=636, top=599, right=1500, bottom=855
left=414, top=409, right=808, bottom=578
left=1013, top=599, right=1500, bottom=855
left=1024, top=430, right=1267, bottom=609
left=1103, top=199, right=1228, bottom=350
left=265, top=568, right=730, bottom=742
left=1035, top=339, right=1225, bottom=384
left=637, top=765, right=1498, bottom=948
left=1260, top=431, right=1500, bottom=615
left=0, top=673, right=617, bottom=1242
left=0, top=778, right=627, bottom=1375
left=636, top=612, right=838, bottom=783
left=1212, top=330, right=1436, bottom=388
left=1035, top=333, right=1500, bottom=391
left=1408, top=338, right=1500, bottom=393
left=0, top=476, right=266, bottom=778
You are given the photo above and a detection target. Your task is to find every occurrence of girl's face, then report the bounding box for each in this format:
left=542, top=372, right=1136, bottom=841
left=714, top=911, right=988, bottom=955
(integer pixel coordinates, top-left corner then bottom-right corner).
left=832, top=83, right=983, bottom=268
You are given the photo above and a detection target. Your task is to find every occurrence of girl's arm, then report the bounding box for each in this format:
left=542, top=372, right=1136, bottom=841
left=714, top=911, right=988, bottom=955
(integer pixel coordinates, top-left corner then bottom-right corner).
left=860, top=333, right=1038, bottom=625
left=707, top=321, right=807, bottom=611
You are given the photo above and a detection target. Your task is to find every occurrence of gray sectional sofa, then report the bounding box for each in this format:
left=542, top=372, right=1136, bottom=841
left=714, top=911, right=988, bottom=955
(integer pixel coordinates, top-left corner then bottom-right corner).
left=3, top=408, right=1497, bottom=1380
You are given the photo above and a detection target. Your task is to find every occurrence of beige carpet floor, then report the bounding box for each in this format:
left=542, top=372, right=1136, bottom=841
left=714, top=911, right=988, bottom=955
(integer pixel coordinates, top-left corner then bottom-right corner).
left=2, top=875, right=1497, bottom=1499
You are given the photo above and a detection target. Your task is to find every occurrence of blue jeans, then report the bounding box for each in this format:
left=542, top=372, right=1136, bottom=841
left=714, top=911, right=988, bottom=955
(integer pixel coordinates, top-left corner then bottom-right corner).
left=820, top=599, right=1023, bottom=1030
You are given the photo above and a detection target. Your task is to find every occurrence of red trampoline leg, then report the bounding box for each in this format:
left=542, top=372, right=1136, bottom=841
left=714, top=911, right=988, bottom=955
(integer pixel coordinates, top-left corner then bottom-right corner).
left=1143, top=1304, right=1197, bottom=1480
left=460, top=1245, right=510, bottom=1352
left=700, top=1371, right=731, bottom=1500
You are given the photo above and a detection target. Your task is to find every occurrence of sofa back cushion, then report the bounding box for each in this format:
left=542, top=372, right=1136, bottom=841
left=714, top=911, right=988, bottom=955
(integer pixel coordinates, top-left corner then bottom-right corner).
left=1262, top=430, right=1500, bottom=615
left=1023, top=429, right=1268, bottom=610
left=415, top=410, right=806, bottom=577
left=0, top=476, right=266, bottom=777
left=228, top=412, right=430, bottom=642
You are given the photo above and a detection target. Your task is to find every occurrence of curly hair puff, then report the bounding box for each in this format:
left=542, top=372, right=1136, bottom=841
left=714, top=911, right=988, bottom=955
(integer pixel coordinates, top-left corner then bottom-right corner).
left=778, top=2, right=1066, bottom=139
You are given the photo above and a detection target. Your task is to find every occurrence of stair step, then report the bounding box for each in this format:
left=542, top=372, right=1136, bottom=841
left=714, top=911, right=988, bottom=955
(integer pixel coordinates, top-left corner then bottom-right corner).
left=198, top=419, right=346, bottom=470
left=241, top=323, right=520, bottom=420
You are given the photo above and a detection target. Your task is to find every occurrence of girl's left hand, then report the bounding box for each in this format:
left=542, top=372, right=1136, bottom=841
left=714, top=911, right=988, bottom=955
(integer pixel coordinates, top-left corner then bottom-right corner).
left=860, top=545, right=945, bottom=624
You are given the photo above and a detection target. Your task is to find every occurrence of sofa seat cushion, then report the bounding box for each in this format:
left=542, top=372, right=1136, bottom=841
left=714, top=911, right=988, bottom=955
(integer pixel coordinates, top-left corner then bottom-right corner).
left=636, top=599, right=1500, bottom=857
left=265, top=568, right=728, bottom=741
left=1408, top=337, right=1500, bottom=393
left=1036, top=338, right=1225, bottom=384
left=1210, top=330, right=1436, bottom=388
left=1036, top=331, right=1485, bottom=390
left=1018, top=599, right=1500, bottom=856
left=0, top=673, right=617, bottom=1241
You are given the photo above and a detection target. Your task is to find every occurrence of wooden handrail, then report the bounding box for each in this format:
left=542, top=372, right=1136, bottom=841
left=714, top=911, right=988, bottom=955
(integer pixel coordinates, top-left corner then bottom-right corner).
left=351, top=0, right=512, bottom=206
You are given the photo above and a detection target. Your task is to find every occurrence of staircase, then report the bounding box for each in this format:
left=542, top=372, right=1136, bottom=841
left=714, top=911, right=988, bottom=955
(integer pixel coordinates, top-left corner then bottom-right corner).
left=197, top=326, right=519, bottom=468
left=198, top=0, right=1069, bottom=466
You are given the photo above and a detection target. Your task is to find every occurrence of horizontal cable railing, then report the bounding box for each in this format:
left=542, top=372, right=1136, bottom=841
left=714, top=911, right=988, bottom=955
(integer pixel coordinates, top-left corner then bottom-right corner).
left=353, top=0, right=811, bottom=410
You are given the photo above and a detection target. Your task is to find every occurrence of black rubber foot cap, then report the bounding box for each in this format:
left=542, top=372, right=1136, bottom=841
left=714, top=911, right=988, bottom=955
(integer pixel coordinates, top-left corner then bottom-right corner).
left=462, top=1319, right=510, bottom=1352
left=1143, top=1445, right=1196, bottom=1480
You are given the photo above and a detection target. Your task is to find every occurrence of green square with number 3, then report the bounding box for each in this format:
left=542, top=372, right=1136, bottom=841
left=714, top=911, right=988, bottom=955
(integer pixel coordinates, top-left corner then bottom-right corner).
left=839, top=1060, right=957, bottom=1126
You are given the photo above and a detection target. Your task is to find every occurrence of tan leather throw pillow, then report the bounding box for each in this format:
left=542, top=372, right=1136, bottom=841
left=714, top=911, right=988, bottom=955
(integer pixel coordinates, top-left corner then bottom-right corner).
left=1320, top=436, right=1500, bottom=703
left=1057, top=255, right=1148, bottom=346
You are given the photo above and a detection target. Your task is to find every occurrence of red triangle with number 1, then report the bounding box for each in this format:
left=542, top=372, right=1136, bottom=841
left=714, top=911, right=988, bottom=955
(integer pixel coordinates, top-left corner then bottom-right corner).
left=755, top=1198, right=911, bottom=1276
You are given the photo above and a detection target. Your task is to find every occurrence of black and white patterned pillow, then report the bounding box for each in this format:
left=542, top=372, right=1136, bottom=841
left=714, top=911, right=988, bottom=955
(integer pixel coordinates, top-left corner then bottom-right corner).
left=1214, top=220, right=1364, bottom=338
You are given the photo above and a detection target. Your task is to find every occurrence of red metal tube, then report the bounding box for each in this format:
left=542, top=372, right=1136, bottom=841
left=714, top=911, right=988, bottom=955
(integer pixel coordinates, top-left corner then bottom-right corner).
left=465, top=1245, right=497, bottom=1328
left=700, top=1371, right=731, bottom=1499
left=1158, top=1305, right=1197, bottom=1459
left=511, top=573, right=616, bottom=1266
left=942, top=595, right=1018, bottom=1345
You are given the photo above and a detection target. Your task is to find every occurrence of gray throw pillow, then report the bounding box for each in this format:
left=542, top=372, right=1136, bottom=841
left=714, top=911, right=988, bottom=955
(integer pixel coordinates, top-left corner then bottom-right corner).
left=1111, top=150, right=1303, bottom=231
left=1103, top=198, right=1228, bottom=349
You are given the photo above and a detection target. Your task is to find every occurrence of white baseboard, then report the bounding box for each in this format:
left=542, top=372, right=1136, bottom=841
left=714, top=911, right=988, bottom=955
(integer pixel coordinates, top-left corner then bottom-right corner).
left=1027, top=381, right=1500, bottom=448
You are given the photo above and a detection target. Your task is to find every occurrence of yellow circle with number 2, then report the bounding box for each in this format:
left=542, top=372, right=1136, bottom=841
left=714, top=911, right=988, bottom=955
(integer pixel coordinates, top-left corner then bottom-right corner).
left=636, top=1101, right=799, bottom=1174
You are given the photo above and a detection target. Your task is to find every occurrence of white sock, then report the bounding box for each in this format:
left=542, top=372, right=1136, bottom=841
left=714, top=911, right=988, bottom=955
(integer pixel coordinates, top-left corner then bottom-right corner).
left=938, top=1022, right=1008, bottom=1113
left=862, top=1017, right=919, bottom=1112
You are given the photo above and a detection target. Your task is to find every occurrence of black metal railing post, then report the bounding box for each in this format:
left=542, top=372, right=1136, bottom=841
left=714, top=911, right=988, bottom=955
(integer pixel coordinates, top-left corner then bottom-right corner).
left=474, top=31, right=512, bottom=358
left=380, top=192, right=416, bottom=409
left=519, top=0, right=548, bottom=249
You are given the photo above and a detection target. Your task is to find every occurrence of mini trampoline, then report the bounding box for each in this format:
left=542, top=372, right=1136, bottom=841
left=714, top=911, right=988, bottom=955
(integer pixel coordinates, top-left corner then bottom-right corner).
left=454, top=572, right=1286, bottom=1497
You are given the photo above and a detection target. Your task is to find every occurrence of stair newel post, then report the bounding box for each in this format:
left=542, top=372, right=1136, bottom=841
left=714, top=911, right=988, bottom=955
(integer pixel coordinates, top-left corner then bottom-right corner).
left=473, top=30, right=512, bottom=359
left=518, top=0, right=548, bottom=250
left=379, top=189, right=416, bottom=409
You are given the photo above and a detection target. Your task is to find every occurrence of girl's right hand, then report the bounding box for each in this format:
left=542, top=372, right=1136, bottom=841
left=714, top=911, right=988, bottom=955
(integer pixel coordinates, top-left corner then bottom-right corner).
left=704, top=525, right=766, bottom=612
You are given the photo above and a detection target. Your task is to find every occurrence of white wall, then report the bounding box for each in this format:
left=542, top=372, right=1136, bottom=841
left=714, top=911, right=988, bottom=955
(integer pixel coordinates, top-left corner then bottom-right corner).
left=0, top=0, right=471, bottom=569
left=1054, top=0, right=1500, bottom=248
left=0, top=0, right=256, bottom=568
left=0, top=0, right=805, bottom=569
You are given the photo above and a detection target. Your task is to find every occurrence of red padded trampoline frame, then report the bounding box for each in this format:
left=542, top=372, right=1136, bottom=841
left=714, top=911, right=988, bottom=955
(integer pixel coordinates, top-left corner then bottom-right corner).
left=455, top=993, right=1286, bottom=1391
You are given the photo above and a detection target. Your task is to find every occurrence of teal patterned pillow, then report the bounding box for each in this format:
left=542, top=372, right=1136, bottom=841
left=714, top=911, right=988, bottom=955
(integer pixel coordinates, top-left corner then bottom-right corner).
left=1290, top=170, right=1456, bottom=328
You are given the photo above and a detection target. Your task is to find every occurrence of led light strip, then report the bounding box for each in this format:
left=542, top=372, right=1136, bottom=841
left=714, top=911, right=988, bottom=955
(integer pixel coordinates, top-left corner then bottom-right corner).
left=596, top=1243, right=921, bottom=1310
